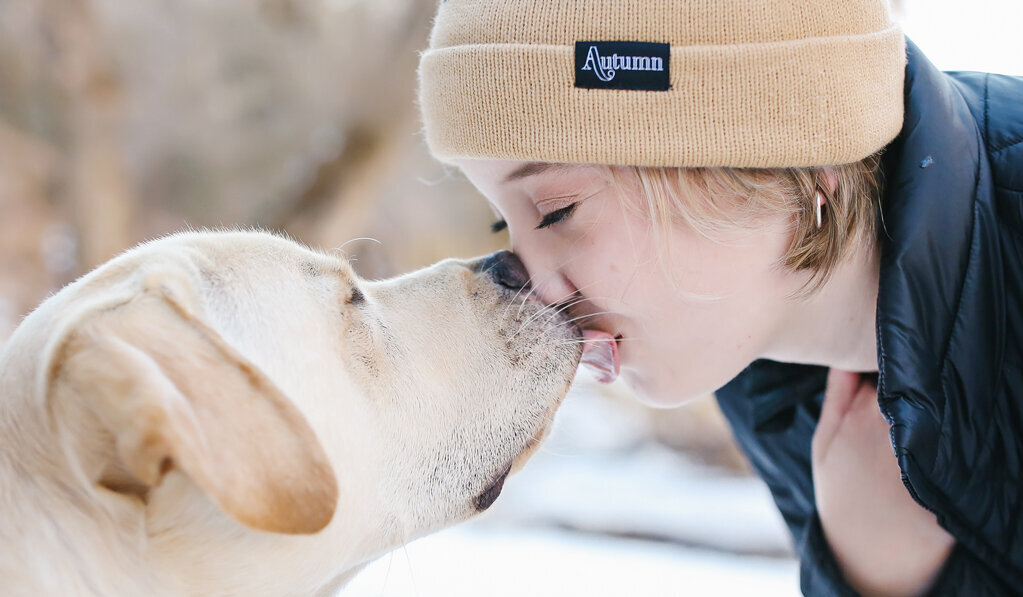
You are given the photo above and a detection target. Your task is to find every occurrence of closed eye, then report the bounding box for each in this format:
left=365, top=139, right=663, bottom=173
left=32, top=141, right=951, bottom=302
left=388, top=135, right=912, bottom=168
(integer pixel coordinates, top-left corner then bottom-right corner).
left=536, top=203, right=577, bottom=230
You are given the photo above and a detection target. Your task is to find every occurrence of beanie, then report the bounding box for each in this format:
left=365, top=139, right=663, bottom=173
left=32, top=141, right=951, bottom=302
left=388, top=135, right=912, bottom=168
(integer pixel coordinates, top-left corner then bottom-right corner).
left=418, top=0, right=906, bottom=168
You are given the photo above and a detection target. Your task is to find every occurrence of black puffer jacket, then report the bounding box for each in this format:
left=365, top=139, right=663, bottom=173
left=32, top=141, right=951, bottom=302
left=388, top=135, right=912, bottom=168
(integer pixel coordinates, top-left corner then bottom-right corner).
left=715, top=40, right=1023, bottom=596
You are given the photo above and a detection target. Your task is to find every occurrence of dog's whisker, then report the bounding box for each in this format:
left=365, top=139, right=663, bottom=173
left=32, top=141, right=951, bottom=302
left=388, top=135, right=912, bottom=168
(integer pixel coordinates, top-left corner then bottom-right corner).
left=553, top=307, right=614, bottom=324
left=515, top=278, right=548, bottom=319
left=505, top=279, right=603, bottom=332
left=499, top=272, right=540, bottom=319
left=515, top=279, right=589, bottom=320
left=556, top=337, right=638, bottom=346
left=537, top=295, right=586, bottom=318
left=506, top=280, right=542, bottom=321
left=334, top=237, right=383, bottom=258
left=552, top=311, right=617, bottom=328
left=538, top=304, right=618, bottom=334
left=400, top=540, right=419, bottom=594
left=510, top=300, right=564, bottom=338
left=379, top=550, right=396, bottom=592
left=489, top=264, right=550, bottom=323
left=536, top=301, right=587, bottom=329
left=527, top=286, right=605, bottom=321
left=560, top=278, right=603, bottom=297
left=514, top=272, right=549, bottom=304
left=552, top=295, right=595, bottom=312
left=558, top=335, right=636, bottom=342
left=509, top=290, right=597, bottom=338
left=569, top=310, right=616, bottom=322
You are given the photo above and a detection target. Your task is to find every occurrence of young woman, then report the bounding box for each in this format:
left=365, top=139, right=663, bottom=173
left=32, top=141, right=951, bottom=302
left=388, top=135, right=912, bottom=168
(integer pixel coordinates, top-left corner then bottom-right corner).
left=418, top=1, right=1023, bottom=595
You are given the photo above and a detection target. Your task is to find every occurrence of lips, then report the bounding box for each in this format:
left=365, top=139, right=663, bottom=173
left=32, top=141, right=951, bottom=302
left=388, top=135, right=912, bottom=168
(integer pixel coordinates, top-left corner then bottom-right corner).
left=474, top=463, right=512, bottom=512
left=580, top=329, right=620, bottom=383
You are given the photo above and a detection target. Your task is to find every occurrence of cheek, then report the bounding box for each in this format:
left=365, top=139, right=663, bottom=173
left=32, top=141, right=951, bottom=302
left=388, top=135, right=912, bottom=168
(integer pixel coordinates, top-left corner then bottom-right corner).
left=621, top=315, right=758, bottom=406
left=641, top=238, right=787, bottom=350
left=613, top=228, right=796, bottom=401
left=571, top=207, right=666, bottom=306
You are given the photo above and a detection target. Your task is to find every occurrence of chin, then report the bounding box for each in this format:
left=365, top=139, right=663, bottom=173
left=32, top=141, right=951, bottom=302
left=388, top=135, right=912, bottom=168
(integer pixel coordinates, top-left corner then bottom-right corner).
left=622, top=369, right=702, bottom=409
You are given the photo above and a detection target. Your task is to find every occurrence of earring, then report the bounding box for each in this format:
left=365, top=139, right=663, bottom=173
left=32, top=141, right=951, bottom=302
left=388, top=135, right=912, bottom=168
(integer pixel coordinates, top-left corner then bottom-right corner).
left=815, top=190, right=824, bottom=229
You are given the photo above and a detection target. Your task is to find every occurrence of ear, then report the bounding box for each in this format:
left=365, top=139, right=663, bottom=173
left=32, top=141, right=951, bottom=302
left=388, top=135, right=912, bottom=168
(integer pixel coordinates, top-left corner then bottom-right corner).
left=45, top=271, right=338, bottom=535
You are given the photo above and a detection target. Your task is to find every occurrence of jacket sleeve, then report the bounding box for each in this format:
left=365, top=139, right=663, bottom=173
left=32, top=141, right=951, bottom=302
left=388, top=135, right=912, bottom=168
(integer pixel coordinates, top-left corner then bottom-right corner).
left=715, top=360, right=1017, bottom=597
left=801, top=512, right=1017, bottom=596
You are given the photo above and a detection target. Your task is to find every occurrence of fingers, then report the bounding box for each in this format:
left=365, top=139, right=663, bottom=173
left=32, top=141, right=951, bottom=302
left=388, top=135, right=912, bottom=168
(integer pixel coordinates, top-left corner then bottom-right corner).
left=820, top=368, right=860, bottom=423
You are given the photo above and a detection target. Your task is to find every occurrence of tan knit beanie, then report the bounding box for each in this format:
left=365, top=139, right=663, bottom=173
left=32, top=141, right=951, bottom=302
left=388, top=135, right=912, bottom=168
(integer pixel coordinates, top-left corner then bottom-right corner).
left=418, top=0, right=906, bottom=168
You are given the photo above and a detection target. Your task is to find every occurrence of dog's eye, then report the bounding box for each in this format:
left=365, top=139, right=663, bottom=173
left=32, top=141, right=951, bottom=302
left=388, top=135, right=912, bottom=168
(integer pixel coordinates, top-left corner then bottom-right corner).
left=535, top=203, right=577, bottom=230
left=490, top=219, right=508, bottom=234
left=347, top=287, right=365, bottom=305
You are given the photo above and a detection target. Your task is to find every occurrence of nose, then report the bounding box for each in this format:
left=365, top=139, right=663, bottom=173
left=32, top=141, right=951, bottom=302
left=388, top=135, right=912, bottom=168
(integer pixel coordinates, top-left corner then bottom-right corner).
left=511, top=243, right=578, bottom=307
left=477, top=250, right=531, bottom=291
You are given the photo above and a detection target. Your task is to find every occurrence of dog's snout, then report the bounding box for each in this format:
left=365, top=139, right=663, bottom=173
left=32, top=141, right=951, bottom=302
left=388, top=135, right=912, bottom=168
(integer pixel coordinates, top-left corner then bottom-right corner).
left=479, top=250, right=531, bottom=291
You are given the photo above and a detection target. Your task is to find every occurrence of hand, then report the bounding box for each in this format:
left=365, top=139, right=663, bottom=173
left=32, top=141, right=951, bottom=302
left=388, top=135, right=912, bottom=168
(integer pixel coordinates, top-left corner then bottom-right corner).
left=812, top=369, right=955, bottom=597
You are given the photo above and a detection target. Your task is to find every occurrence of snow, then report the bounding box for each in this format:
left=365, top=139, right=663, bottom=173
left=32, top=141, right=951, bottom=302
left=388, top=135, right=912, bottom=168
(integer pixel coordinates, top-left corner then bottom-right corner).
left=472, top=386, right=793, bottom=558
left=341, top=378, right=798, bottom=596
left=344, top=526, right=799, bottom=597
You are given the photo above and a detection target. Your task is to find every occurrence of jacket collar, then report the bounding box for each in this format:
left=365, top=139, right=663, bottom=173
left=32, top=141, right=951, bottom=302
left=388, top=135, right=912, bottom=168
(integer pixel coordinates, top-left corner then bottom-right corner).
left=875, top=39, right=999, bottom=464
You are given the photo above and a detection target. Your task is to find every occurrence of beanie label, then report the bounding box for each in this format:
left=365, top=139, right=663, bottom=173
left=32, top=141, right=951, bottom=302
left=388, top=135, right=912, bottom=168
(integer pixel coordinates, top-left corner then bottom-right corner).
left=574, top=41, right=670, bottom=91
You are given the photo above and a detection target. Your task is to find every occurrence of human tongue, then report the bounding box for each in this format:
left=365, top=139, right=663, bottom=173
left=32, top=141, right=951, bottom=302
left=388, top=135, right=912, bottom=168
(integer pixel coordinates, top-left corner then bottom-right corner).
left=580, top=329, right=619, bottom=384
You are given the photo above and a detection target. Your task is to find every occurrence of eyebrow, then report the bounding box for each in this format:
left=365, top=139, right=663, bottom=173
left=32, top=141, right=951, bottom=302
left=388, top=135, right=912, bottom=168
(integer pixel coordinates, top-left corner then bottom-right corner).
left=503, top=162, right=574, bottom=183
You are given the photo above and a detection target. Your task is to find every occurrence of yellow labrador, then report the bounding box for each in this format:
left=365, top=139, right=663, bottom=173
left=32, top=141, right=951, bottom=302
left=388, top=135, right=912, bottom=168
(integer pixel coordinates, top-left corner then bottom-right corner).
left=0, top=230, right=583, bottom=596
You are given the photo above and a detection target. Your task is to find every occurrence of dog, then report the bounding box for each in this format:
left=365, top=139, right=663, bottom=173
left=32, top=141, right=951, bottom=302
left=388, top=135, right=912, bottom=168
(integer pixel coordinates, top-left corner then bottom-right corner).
left=0, top=230, right=582, bottom=596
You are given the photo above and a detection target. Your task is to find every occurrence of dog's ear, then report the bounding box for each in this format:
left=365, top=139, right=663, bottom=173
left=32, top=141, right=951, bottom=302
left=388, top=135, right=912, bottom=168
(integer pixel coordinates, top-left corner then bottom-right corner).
left=44, top=270, right=338, bottom=535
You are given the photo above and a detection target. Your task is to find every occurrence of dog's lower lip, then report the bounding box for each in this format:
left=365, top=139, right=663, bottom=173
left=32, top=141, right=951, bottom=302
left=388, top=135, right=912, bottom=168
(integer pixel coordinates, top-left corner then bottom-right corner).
left=474, top=463, right=512, bottom=512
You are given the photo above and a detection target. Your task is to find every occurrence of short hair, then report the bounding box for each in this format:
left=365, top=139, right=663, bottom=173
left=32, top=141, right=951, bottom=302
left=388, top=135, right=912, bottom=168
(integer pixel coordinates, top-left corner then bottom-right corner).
left=608, top=153, right=884, bottom=296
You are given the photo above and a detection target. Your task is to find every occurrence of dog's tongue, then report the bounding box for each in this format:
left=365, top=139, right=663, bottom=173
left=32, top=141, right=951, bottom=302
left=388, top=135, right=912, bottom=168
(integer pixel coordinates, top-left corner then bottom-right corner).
left=580, top=330, right=619, bottom=384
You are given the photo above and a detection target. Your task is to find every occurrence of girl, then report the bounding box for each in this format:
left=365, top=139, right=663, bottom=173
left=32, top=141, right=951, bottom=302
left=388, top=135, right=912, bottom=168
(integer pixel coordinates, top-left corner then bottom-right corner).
left=418, top=1, right=1023, bottom=595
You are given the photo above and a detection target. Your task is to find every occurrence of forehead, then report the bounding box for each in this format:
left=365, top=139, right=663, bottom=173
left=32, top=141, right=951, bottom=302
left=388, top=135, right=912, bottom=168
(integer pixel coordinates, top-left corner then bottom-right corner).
left=457, top=159, right=600, bottom=184
left=502, top=161, right=588, bottom=182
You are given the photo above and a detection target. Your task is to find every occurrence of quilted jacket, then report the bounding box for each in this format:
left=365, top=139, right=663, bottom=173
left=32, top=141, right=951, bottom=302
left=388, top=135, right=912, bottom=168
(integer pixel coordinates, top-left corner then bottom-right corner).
left=715, top=39, right=1023, bottom=596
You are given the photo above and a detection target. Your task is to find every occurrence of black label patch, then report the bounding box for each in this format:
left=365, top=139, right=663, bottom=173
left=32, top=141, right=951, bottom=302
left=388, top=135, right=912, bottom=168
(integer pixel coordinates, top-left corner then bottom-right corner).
left=574, top=41, right=670, bottom=91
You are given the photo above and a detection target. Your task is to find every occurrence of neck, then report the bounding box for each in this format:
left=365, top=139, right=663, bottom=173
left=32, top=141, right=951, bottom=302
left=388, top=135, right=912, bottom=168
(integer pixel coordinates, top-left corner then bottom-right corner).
left=763, top=238, right=880, bottom=372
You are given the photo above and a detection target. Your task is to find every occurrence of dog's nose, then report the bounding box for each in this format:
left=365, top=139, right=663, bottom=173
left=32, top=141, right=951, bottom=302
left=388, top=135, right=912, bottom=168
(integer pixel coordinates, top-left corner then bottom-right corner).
left=479, top=250, right=531, bottom=291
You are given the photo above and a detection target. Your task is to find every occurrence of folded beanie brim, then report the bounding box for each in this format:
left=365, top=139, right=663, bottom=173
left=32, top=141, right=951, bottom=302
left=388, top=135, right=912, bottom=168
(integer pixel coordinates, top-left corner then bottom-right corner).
left=420, top=26, right=906, bottom=168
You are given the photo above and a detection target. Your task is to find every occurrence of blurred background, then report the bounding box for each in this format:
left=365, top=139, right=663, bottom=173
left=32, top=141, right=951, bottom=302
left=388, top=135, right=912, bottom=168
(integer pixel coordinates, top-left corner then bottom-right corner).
left=0, top=1, right=1019, bottom=595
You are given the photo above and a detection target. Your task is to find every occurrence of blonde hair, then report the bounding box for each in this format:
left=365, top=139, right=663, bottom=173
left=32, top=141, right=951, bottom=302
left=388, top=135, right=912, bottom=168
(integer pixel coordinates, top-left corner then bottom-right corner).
left=608, top=153, right=884, bottom=295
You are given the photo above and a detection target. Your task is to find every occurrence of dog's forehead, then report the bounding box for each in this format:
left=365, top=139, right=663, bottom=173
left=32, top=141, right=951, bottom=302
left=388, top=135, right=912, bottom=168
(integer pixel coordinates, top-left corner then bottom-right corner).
left=297, top=254, right=357, bottom=281
left=169, top=232, right=358, bottom=282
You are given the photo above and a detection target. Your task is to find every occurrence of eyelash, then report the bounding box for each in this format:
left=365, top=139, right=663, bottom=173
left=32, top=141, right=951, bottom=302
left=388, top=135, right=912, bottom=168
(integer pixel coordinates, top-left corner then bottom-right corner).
left=536, top=203, right=578, bottom=230
left=488, top=202, right=579, bottom=234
